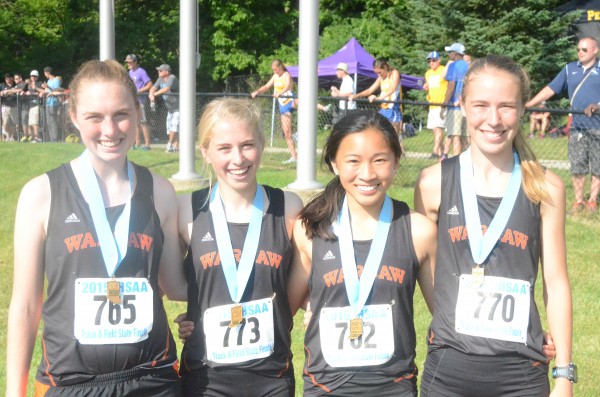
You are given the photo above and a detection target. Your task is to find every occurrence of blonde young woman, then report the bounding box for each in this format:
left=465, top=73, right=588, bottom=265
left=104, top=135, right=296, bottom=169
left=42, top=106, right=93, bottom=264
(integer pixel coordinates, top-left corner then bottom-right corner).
left=415, top=55, right=573, bottom=397
left=176, top=98, right=304, bottom=396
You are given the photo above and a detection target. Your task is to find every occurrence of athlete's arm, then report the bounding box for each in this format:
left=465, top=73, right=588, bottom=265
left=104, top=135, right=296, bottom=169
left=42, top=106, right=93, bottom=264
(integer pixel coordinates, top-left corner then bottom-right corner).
left=153, top=174, right=187, bottom=301
left=251, top=74, right=276, bottom=98
left=283, top=191, right=304, bottom=240
left=280, top=71, right=293, bottom=96
left=287, top=220, right=312, bottom=316
left=414, top=163, right=442, bottom=223
left=410, top=211, right=437, bottom=314
left=351, top=77, right=381, bottom=101
left=539, top=171, right=573, bottom=397
left=7, top=175, right=50, bottom=397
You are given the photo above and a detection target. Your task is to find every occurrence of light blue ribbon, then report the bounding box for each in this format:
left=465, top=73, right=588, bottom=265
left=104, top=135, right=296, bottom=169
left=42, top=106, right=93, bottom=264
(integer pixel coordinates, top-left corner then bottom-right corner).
left=337, top=195, right=392, bottom=318
left=459, top=148, right=522, bottom=265
left=78, top=150, right=133, bottom=277
left=209, top=183, right=264, bottom=303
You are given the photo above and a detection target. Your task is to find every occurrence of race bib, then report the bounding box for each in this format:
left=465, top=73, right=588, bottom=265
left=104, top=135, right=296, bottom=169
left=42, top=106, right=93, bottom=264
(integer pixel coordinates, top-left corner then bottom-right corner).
left=203, top=298, right=275, bottom=364
left=74, top=278, right=154, bottom=345
left=455, top=275, right=530, bottom=343
left=319, top=304, right=394, bottom=367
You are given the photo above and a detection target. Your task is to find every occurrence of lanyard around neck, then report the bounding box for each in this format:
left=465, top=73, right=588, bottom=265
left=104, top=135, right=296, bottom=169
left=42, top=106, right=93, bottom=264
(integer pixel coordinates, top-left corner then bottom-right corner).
left=336, top=195, right=392, bottom=318
left=459, top=148, right=521, bottom=265
left=209, top=183, right=264, bottom=303
left=78, top=150, right=133, bottom=277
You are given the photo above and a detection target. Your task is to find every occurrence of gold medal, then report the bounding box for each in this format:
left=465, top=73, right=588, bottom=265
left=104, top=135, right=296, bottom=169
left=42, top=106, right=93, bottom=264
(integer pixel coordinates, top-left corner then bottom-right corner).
left=229, top=305, right=243, bottom=328
left=107, top=279, right=122, bottom=304
left=348, top=318, right=363, bottom=340
left=471, top=265, right=485, bottom=288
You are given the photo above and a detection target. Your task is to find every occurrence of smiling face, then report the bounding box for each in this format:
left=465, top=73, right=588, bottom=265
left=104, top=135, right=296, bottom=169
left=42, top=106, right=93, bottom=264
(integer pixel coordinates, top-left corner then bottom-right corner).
left=201, top=119, right=263, bottom=194
left=331, top=128, right=398, bottom=213
left=461, top=67, right=523, bottom=157
left=70, top=81, right=139, bottom=163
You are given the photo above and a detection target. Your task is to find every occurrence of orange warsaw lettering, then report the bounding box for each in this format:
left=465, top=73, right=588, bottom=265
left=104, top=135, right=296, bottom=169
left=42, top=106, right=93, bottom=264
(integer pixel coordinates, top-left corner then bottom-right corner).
left=200, top=252, right=219, bottom=269
left=80, top=232, right=97, bottom=250
left=322, top=265, right=406, bottom=288
left=267, top=251, right=282, bottom=269
left=513, top=231, right=528, bottom=249
left=64, top=233, right=85, bottom=253
left=448, top=224, right=528, bottom=250
left=137, top=233, right=153, bottom=252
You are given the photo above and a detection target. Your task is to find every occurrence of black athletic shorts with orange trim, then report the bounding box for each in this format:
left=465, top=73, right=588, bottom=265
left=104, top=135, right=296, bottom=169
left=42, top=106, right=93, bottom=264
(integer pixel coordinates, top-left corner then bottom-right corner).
left=181, top=367, right=295, bottom=397
left=420, top=346, right=550, bottom=397
left=34, top=365, right=181, bottom=397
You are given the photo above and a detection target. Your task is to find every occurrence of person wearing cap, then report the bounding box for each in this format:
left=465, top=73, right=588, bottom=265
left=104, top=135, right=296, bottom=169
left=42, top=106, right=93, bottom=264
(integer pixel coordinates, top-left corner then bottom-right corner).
left=149, top=63, right=179, bottom=152
left=42, top=66, right=65, bottom=142
left=440, top=43, right=469, bottom=159
left=24, top=70, right=44, bottom=142
left=125, top=54, right=153, bottom=151
left=329, top=62, right=357, bottom=124
left=1, top=73, right=22, bottom=141
left=423, top=51, right=448, bottom=159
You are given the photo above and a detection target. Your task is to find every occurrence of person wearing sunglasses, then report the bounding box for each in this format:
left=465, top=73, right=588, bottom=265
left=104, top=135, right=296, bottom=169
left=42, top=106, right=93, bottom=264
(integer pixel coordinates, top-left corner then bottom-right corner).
left=527, top=36, right=600, bottom=216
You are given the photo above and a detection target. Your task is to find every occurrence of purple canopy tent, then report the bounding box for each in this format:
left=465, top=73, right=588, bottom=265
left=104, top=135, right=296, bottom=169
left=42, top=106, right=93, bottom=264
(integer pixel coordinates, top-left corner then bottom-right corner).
left=287, top=37, right=424, bottom=91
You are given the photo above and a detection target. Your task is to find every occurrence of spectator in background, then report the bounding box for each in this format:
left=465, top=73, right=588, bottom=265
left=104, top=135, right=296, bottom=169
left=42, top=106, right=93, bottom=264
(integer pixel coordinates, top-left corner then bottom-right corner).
left=251, top=59, right=298, bottom=164
left=125, top=53, right=152, bottom=151
left=527, top=36, right=600, bottom=216
left=14, top=74, right=30, bottom=142
left=43, top=66, right=64, bottom=142
left=423, top=51, right=448, bottom=159
left=529, top=101, right=551, bottom=139
left=441, top=43, right=469, bottom=159
left=330, top=62, right=357, bottom=124
left=1, top=73, right=21, bottom=141
left=150, top=64, right=179, bottom=153
left=464, top=54, right=473, bottom=67
left=24, top=70, right=43, bottom=143
left=351, top=58, right=404, bottom=150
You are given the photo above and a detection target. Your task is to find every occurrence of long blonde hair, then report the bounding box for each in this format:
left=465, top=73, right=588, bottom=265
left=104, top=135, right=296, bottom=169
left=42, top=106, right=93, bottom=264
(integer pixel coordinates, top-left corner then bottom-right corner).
left=462, top=55, right=550, bottom=205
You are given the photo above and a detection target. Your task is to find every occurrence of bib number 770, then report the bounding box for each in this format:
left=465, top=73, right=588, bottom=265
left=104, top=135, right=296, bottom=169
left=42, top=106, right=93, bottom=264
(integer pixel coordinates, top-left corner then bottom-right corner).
left=455, top=275, right=530, bottom=343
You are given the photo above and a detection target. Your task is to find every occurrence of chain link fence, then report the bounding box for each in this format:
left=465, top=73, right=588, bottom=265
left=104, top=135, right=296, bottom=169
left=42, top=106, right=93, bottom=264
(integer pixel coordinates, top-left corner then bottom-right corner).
left=2, top=93, right=593, bottom=189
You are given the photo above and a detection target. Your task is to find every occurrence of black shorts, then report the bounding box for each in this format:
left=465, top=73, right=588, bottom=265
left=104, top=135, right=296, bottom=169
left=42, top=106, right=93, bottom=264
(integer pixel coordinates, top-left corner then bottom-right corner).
left=181, top=367, right=295, bottom=397
left=304, top=371, right=417, bottom=397
left=420, top=347, right=549, bottom=397
left=34, top=365, right=181, bottom=397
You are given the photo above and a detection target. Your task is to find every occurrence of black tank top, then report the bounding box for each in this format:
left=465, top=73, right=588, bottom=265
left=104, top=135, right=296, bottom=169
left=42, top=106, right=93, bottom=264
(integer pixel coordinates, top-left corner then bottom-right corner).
left=430, top=156, right=545, bottom=361
left=180, top=186, right=294, bottom=377
left=38, top=163, right=177, bottom=386
left=303, top=199, right=419, bottom=396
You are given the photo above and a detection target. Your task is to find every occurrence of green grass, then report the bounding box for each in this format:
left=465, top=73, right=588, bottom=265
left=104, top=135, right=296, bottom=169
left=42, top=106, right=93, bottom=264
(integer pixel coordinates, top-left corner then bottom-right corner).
left=1, top=142, right=597, bottom=396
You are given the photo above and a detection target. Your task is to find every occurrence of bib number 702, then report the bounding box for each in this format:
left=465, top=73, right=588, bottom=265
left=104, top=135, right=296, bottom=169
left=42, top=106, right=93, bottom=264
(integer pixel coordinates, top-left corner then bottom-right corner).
left=336, top=321, right=376, bottom=349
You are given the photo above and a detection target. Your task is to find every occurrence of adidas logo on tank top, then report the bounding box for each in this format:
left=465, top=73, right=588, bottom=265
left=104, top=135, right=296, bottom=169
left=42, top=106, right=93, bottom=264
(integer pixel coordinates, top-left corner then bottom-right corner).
left=447, top=205, right=460, bottom=215
left=322, top=250, right=336, bottom=260
left=64, top=213, right=80, bottom=223
left=201, top=232, right=214, bottom=242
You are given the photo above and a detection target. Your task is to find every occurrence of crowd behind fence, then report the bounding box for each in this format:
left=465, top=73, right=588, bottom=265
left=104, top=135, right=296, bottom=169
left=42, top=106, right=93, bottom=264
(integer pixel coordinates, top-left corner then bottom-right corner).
left=1, top=92, right=591, bottom=188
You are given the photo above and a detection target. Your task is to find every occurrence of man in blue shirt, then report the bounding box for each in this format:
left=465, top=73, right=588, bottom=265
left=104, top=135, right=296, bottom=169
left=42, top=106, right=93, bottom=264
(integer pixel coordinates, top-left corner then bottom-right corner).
left=527, top=36, right=600, bottom=215
left=441, top=43, right=469, bottom=159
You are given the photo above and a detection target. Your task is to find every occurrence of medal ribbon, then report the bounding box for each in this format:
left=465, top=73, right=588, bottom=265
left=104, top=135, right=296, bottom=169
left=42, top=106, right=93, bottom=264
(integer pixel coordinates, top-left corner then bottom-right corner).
left=78, top=150, right=133, bottom=277
left=209, top=183, right=264, bottom=303
left=459, top=148, right=522, bottom=265
left=337, top=195, right=392, bottom=318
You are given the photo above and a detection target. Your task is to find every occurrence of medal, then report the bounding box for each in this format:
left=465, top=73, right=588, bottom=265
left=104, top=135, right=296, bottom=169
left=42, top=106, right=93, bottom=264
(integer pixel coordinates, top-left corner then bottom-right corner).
left=107, top=279, right=122, bottom=304
left=349, top=318, right=363, bottom=340
left=229, top=305, right=243, bottom=328
left=471, top=265, right=484, bottom=288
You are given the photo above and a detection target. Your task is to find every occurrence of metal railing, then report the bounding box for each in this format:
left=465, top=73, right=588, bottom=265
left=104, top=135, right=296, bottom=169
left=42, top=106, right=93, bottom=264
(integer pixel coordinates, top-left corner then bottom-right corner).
left=2, top=93, right=592, bottom=189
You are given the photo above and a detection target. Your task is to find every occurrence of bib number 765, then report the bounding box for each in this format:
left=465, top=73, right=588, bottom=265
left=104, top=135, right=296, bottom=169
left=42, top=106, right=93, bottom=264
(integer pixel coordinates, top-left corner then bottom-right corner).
left=94, top=295, right=136, bottom=325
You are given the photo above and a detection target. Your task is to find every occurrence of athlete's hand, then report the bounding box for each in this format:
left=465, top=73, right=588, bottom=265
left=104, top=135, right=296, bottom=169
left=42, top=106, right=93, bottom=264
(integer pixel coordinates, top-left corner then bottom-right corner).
left=543, top=331, right=557, bottom=360
left=303, top=302, right=312, bottom=329
left=174, top=312, right=194, bottom=342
